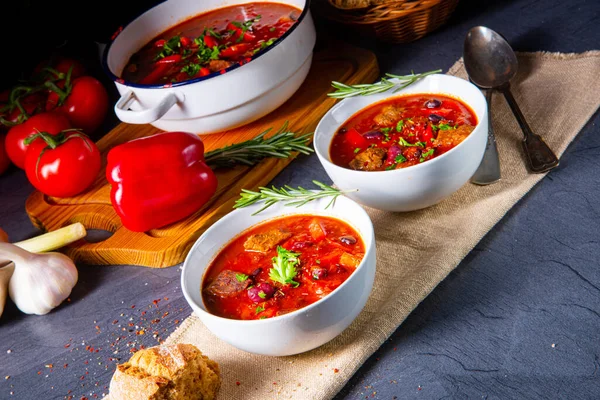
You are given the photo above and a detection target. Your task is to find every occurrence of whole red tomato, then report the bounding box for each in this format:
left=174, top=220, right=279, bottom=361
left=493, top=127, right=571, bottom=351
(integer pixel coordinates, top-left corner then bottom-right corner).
left=4, top=112, right=71, bottom=169
left=2, top=92, right=47, bottom=127
left=24, top=129, right=101, bottom=198
left=54, top=58, right=86, bottom=79
left=0, top=133, right=11, bottom=175
left=46, top=76, right=108, bottom=134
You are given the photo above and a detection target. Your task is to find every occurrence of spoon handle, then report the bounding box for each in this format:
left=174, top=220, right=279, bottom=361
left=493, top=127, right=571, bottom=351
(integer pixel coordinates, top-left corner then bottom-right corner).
left=500, top=84, right=559, bottom=173
left=471, top=88, right=501, bottom=185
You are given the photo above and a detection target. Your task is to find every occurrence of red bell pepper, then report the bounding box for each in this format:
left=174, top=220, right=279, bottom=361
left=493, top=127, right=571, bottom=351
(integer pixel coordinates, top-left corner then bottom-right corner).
left=106, top=131, right=218, bottom=232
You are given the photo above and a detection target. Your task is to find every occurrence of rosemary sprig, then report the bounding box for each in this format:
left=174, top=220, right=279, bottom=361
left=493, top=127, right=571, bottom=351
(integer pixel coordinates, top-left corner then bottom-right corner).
left=204, top=121, right=313, bottom=169
left=234, top=180, right=357, bottom=215
left=328, top=69, right=442, bottom=99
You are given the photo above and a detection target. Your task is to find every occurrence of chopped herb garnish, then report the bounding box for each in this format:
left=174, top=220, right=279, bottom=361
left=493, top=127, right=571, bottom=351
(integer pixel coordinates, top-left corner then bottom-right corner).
left=354, top=147, right=361, bottom=154
left=259, top=316, right=267, bottom=319
left=396, top=120, right=404, bottom=132
left=269, top=27, right=276, bottom=32
left=438, top=123, right=455, bottom=131
left=383, top=132, right=390, bottom=142
left=398, top=137, right=425, bottom=148
left=385, top=165, right=395, bottom=170
left=258, top=290, right=267, bottom=299
left=419, top=148, right=435, bottom=162
left=255, top=305, right=265, bottom=314
left=395, top=154, right=407, bottom=163
left=269, top=246, right=300, bottom=287
left=156, top=35, right=181, bottom=59
left=316, top=259, right=321, bottom=264
left=181, top=63, right=201, bottom=77
left=207, top=28, right=222, bottom=39
left=253, top=38, right=277, bottom=54
left=380, top=127, right=391, bottom=134
left=235, top=273, right=249, bottom=283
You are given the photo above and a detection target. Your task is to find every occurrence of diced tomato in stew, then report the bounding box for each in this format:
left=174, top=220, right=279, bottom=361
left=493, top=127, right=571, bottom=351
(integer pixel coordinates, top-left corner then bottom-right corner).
left=329, top=94, right=478, bottom=171
left=121, top=2, right=300, bottom=85
left=201, top=215, right=365, bottom=320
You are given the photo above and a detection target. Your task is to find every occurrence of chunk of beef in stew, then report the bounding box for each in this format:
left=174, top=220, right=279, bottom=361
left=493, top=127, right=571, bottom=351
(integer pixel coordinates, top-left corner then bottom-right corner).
left=208, top=60, right=233, bottom=72
left=243, top=228, right=292, bottom=252
left=204, top=270, right=251, bottom=297
left=435, top=125, right=474, bottom=148
left=349, top=147, right=387, bottom=171
left=373, top=105, right=403, bottom=126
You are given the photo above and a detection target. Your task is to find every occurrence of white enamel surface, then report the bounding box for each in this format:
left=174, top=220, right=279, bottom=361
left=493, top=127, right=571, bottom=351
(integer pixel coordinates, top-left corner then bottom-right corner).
left=181, top=195, right=376, bottom=356
left=105, top=0, right=316, bottom=134
left=314, top=74, right=488, bottom=212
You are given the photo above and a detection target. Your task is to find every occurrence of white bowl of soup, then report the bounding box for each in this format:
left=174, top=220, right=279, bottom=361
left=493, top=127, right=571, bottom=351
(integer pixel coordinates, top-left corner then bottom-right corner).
left=314, top=73, right=488, bottom=211
left=102, top=0, right=316, bottom=134
left=180, top=193, right=376, bottom=356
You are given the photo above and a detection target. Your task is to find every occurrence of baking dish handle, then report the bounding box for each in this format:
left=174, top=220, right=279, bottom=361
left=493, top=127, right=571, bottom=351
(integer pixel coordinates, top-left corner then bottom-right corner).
left=114, top=90, right=185, bottom=124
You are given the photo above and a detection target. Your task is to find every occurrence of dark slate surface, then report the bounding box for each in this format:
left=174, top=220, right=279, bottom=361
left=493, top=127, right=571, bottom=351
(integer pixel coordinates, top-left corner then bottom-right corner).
left=1, top=0, right=600, bottom=398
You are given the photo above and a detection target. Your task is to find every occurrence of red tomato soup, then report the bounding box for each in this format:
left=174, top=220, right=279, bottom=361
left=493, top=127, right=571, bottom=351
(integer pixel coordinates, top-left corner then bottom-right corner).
left=329, top=94, right=478, bottom=171
left=201, top=215, right=365, bottom=320
left=121, top=2, right=301, bottom=85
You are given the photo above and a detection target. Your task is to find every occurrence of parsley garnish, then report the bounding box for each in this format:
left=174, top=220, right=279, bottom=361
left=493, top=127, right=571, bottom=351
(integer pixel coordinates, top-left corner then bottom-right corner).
left=269, top=27, right=276, bottom=32
left=396, top=120, right=404, bottom=132
left=398, top=137, right=425, bottom=148
left=253, top=38, right=277, bottom=54
left=207, top=28, right=222, bottom=39
left=395, top=154, right=407, bottom=163
left=156, top=35, right=181, bottom=59
left=385, top=165, right=395, bottom=170
left=380, top=127, right=391, bottom=134
left=354, top=147, right=361, bottom=154
left=269, top=246, right=300, bottom=287
left=181, top=63, right=201, bottom=77
left=235, top=273, right=249, bottom=283
left=258, top=291, right=267, bottom=299
left=255, top=305, right=265, bottom=314
left=232, top=15, right=262, bottom=42
left=438, top=123, right=455, bottom=131
left=383, top=132, right=390, bottom=142
left=419, top=148, right=435, bottom=162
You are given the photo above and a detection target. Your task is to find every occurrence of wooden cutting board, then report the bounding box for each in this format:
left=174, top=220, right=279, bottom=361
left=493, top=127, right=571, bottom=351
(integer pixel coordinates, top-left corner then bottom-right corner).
left=24, top=38, right=379, bottom=268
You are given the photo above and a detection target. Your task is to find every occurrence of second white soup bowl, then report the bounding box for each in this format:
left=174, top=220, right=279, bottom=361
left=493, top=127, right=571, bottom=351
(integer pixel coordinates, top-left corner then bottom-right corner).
left=314, top=74, right=488, bottom=212
left=181, top=194, right=376, bottom=356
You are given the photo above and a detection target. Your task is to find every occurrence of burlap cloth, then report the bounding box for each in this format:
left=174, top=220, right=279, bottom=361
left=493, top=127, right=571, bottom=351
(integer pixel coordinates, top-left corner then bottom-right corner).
left=164, top=51, right=600, bottom=399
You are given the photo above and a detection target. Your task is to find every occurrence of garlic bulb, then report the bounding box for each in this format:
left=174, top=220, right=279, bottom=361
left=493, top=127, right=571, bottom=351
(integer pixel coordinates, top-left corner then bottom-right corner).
left=0, top=243, right=78, bottom=315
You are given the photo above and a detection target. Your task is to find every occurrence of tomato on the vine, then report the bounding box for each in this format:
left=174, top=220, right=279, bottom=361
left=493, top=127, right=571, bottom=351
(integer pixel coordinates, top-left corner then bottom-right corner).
left=0, top=133, right=11, bottom=175
left=4, top=112, right=71, bottom=169
left=24, top=129, right=101, bottom=198
left=46, top=76, right=109, bottom=134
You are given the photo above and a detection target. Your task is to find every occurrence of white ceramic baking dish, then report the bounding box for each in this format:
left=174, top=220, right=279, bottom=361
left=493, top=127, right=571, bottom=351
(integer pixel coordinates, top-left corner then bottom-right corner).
left=102, top=0, right=316, bottom=134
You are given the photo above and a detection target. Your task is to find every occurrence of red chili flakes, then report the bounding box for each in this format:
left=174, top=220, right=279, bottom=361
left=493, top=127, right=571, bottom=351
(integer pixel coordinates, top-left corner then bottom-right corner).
left=137, top=330, right=145, bottom=335
left=64, top=364, right=68, bottom=368
left=37, top=371, right=41, bottom=375
left=84, top=361, right=89, bottom=365
left=236, top=381, right=241, bottom=386
left=64, top=344, right=71, bottom=348
left=174, top=319, right=180, bottom=324
left=112, top=320, right=118, bottom=324
left=111, top=26, right=123, bottom=41
left=80, top=375, right=85, bottom=380
left=273, top=382, right=277, bottom=385
left=151, top=319, right=160, bottom=324
left=131, top=305, right=136, bottom=309
left=163, top=312, right=169, bottom=317
left=164, top=297, right=169, bottom=301
left=333, top=368, right=339, bottom=373
left=45, top=364, right=53, bottom=368
left=128, top=323, right=134, bottom=327
left=141, top=311, right=147, bottom=316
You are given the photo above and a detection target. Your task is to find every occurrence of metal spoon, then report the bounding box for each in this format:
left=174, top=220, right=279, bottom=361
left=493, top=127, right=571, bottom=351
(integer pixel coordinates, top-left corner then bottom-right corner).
left=463, top=26, right=559, bottom=174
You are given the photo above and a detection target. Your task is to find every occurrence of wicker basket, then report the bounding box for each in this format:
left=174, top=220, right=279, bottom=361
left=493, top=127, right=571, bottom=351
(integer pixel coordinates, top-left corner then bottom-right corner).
left=313, top=0, right=460, bottom=44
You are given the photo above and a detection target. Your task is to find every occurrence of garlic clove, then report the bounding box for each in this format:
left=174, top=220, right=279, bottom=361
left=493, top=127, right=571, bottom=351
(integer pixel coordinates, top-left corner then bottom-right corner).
left=0, top=263, right=14, bottom=319
left=0, top=243, right=78, bottom=316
